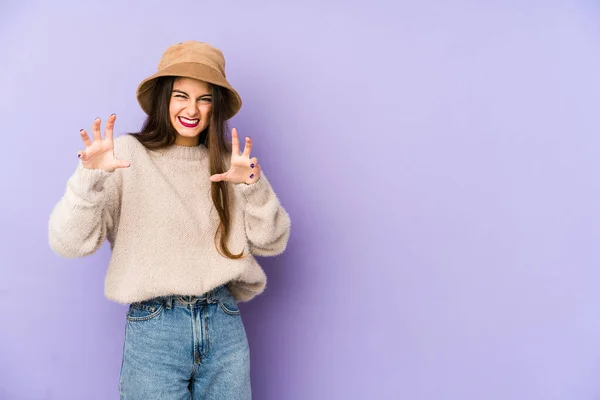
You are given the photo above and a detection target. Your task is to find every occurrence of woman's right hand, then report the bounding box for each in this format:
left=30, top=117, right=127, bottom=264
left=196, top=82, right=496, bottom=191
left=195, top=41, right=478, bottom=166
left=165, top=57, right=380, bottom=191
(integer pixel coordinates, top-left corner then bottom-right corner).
left=78, top=114, right=131, bottom=172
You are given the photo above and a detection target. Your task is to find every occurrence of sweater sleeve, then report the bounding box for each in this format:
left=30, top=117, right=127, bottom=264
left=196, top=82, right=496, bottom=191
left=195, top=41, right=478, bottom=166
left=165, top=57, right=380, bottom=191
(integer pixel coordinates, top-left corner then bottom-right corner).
left=234, top=173, right=291, bottom=256
left=48, top=163, right=122, bottom=258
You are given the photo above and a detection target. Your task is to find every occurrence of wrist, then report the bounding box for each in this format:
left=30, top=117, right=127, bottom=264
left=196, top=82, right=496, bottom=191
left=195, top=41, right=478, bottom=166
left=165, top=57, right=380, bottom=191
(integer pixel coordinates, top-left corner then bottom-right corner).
left=244, top=175, right=261, bottom=185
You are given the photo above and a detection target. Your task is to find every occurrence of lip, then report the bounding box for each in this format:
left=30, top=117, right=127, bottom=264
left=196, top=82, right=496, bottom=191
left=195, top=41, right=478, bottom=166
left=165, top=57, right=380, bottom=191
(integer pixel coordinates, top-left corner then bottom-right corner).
left=178, top=116, right=199, bottom=128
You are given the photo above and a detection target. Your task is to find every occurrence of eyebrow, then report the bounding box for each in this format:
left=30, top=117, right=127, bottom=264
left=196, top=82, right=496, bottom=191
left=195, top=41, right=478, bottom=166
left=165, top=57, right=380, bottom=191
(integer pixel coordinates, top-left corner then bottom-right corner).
left=172, top=89, right=212, bottom=98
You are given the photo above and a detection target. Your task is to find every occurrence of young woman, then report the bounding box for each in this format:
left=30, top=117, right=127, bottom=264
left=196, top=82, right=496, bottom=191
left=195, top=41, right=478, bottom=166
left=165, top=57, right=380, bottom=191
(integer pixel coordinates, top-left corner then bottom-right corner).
left=48, top=40, right=291, bottom=399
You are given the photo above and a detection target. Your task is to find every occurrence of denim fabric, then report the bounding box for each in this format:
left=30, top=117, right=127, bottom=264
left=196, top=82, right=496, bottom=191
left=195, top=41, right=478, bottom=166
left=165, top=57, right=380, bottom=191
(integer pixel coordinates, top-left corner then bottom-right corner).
left=119, top=285, right=251, bottom=399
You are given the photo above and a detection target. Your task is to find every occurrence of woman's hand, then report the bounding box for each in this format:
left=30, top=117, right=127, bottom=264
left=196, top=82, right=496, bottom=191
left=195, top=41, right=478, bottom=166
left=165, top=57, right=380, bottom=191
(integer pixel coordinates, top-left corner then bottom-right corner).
left=77, top=114, right=130, bottom=172
left=210, top=128, right=261, bottom=185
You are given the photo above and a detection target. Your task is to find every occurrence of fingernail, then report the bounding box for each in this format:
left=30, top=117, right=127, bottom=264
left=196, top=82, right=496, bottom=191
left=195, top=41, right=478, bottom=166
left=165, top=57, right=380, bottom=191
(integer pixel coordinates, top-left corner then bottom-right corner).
left=111, top=113, right=116, bottom=116
left=250, top=174, right=255, bottom=179
left=77, top=154, right=82, bottom=158
left=250, top=164, right=255, bottom=168
left=96, top=117, right=100, bottom=121
left=80, top=129, right=84, bottom=132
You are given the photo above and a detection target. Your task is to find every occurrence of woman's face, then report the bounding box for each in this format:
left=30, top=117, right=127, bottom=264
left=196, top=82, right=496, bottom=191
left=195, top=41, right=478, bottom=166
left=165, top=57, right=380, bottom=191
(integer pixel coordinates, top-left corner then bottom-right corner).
left=169, top=77, right=213, bottom=146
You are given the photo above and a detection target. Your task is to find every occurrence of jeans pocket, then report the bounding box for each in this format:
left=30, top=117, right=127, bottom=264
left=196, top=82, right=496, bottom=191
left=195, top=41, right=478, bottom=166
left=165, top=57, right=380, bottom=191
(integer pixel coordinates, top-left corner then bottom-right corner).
left=218, top=299, right=240, bottom=316
left=126, top=299, right=165, bottom=322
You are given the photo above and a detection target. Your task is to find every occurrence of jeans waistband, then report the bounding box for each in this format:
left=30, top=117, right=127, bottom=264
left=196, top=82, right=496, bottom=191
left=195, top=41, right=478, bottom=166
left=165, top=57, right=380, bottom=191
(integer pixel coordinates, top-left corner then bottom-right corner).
left=153, top=285, right=229, bottom=309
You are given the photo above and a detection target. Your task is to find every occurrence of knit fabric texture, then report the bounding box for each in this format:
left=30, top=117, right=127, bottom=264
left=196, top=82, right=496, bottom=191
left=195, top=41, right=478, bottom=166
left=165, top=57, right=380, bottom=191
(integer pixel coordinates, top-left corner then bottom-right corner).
left=48, top=134, right=291, bottom=304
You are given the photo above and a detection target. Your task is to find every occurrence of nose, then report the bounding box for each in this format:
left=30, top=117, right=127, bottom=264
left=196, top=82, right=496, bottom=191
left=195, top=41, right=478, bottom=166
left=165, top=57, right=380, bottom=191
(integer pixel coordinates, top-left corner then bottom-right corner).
left=184, top=99, right=199, bottom=117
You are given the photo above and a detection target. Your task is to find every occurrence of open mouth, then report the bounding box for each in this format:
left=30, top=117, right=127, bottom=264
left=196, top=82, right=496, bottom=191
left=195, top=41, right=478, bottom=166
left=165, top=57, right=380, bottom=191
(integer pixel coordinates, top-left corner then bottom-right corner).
left=178, top=117, right=200, bottom=128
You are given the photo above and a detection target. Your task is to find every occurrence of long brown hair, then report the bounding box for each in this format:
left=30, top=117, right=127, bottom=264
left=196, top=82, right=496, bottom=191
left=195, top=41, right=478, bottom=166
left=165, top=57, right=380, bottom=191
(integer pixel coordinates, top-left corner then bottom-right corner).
left=131, top=76, right=243, bottom=259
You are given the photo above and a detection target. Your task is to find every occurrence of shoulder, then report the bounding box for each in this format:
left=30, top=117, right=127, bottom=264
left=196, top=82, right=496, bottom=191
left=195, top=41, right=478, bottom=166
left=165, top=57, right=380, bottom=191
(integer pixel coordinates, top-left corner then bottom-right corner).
left=114, top=133, right=143, bottom=149
left=114, top=134, right=145, bottom=159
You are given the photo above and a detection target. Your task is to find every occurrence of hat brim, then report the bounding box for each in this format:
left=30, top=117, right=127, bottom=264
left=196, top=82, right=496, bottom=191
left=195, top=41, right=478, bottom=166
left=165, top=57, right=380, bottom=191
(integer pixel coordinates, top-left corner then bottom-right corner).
left=136, top=62, right=242, bottom=119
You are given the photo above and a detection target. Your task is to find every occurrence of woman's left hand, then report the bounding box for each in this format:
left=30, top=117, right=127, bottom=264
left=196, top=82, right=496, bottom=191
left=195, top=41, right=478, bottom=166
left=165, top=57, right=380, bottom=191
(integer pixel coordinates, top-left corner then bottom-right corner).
left=209, top=128, right=261, bottom=185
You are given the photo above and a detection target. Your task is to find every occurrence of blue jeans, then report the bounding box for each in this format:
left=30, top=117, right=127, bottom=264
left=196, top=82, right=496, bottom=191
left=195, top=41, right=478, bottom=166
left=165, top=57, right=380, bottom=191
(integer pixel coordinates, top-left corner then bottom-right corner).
left=119, top=285, right=251, bottom=399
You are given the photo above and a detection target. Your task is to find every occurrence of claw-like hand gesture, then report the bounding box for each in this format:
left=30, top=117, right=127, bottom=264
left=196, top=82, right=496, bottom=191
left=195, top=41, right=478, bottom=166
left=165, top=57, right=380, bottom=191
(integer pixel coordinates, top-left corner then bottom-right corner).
left=210, top=128, right=261, bottom=185
left=77, top=114, right=131, bottom=172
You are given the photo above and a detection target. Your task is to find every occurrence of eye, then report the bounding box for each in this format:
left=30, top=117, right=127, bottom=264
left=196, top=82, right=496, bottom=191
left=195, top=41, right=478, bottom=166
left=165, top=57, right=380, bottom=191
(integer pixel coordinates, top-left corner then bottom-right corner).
left=174, top=94, right=187, bottom=99
left=199, top=97, right=212, bottom=103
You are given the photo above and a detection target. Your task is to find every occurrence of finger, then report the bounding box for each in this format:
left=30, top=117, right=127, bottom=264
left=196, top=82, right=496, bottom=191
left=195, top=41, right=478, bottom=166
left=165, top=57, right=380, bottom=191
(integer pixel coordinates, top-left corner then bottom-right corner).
left=114, top=159, right=131, bottom=169
left=249, top=164, right=261, bottom=182
left=105, top=114, right=116, bottom=141
left=231, top=128, right=240, bottom=155
left=249, top=157, right=258, bottom=169
left=92, top=117, right=102, bottom=140
left=242, top=136, right=252, bottom=158
left=209, top=173, right=227, bottom=182
left=79, top=129, right=93, bottom=147
left=77, top=150, right=87, bottom=160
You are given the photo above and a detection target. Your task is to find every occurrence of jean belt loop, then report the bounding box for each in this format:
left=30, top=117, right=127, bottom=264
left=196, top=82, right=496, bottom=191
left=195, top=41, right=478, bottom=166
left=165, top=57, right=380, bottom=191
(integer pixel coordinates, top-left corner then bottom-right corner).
left=164, top=296, right=173, bottom=310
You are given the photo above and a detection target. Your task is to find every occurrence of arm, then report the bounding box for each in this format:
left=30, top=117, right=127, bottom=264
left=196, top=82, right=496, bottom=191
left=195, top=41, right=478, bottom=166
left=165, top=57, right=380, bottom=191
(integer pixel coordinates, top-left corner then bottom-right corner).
left=235, top=174, right=291, bottom=256
left=48, top=164, right=122, bottom=258
left=209, top=128, right=291, bottom=256
left=48, top=114, right=130, bottom=258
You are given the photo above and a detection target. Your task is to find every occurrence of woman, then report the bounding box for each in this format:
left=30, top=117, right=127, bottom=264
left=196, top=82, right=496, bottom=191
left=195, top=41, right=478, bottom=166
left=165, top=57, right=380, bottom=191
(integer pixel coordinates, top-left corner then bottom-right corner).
left=48, top=40, right=291, bottom=399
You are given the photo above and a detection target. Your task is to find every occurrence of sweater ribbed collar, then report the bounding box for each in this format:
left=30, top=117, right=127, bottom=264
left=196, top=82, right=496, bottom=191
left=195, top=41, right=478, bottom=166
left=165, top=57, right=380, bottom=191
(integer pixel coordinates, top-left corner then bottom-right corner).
left=150, top=143, right=209, bottom=160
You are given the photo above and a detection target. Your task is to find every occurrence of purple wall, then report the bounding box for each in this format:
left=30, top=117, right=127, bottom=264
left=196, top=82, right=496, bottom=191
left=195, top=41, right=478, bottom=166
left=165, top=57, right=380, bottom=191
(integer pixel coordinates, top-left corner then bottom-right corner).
left=2, top=1, right=600, bottom=399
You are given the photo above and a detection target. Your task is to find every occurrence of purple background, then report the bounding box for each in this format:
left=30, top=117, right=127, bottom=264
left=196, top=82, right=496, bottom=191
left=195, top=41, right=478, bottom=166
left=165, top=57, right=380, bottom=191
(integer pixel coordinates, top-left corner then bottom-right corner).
left=2, top=1, right=600, bottom=399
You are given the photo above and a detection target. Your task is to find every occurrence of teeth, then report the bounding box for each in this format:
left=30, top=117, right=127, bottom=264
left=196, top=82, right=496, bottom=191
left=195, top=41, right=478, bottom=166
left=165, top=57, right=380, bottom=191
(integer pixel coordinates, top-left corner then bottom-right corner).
left=179, top=117, right=199, bottom=124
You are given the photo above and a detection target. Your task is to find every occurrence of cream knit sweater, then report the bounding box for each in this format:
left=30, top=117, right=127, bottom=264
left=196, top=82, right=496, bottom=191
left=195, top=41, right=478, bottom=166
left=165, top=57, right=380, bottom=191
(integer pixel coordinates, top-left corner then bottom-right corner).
left=48, top=134, right=291, bottom=304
